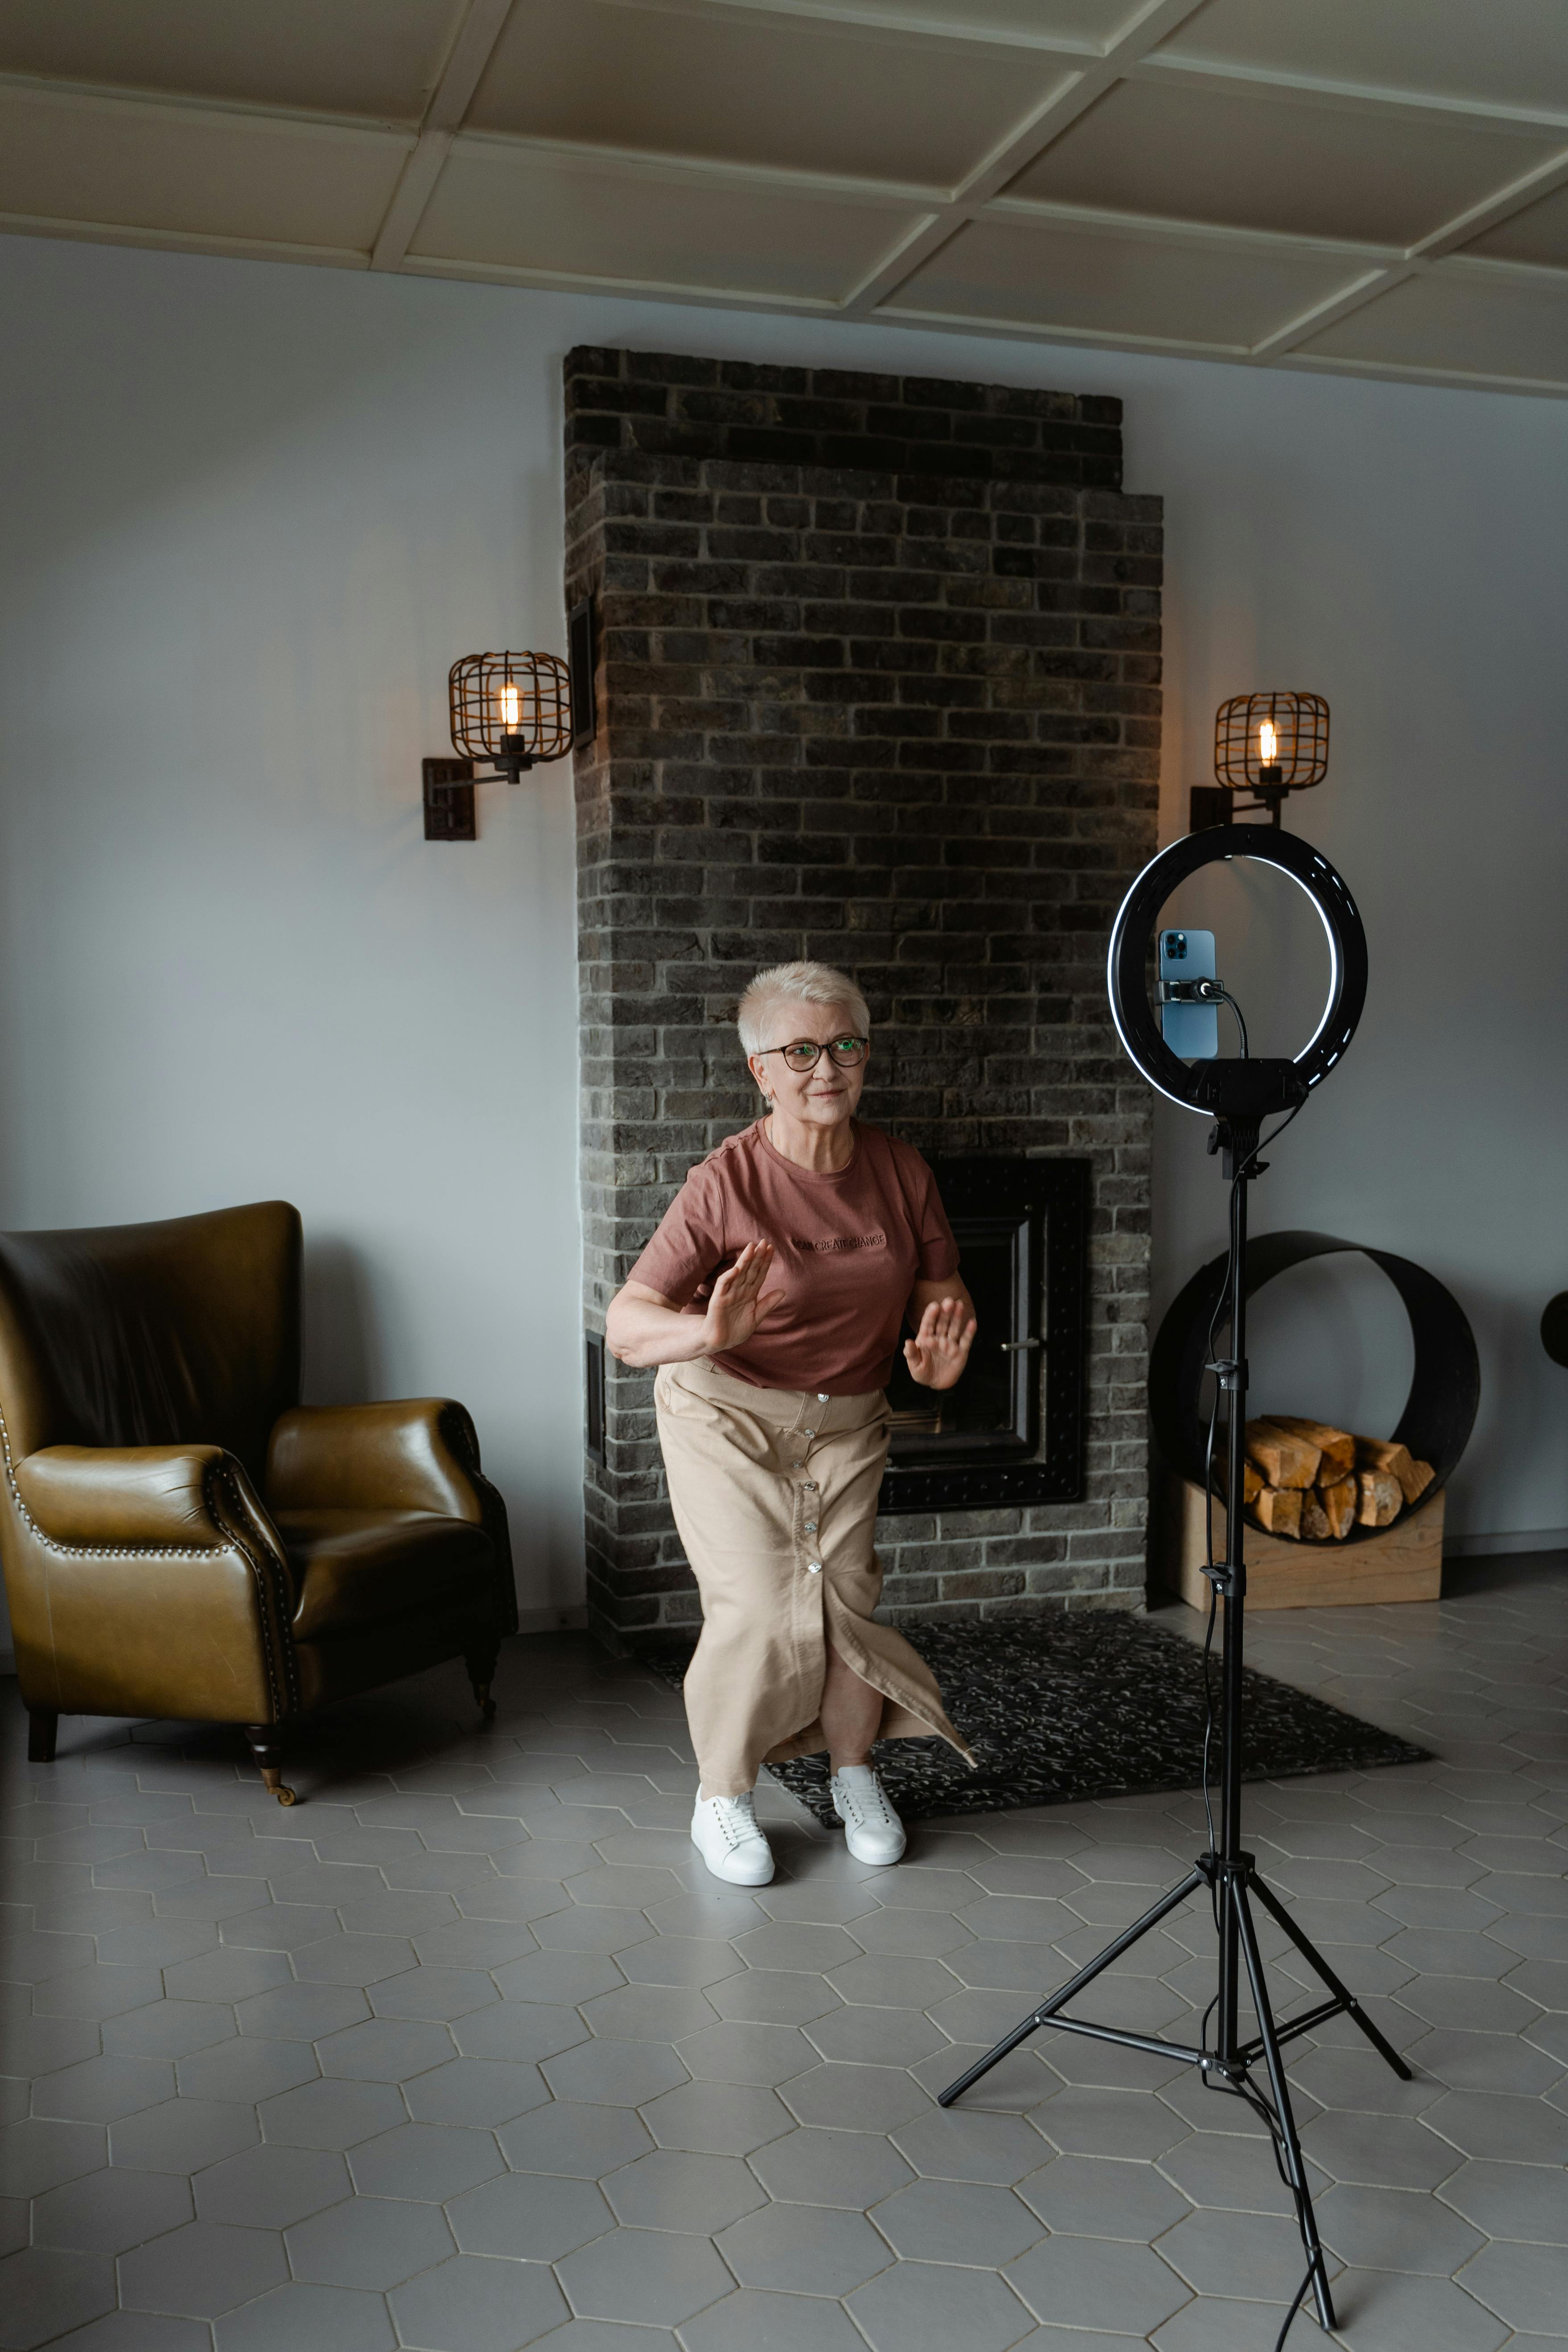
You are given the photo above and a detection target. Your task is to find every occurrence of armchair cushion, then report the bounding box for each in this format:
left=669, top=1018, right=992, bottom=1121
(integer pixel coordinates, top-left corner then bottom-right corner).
left=276, top=1507, right=494, bottom=1640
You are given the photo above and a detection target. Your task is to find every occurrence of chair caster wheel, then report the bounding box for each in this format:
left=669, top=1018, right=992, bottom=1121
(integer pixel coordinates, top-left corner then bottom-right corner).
left=475, top=1683, right=497, bottom=1727
left=274, top=1785, right=297, bottom=1806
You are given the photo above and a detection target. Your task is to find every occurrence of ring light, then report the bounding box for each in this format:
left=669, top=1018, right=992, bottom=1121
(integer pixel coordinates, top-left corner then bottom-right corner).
left=949, top=816, right=1389, bottom=2340
left=1107, top=824, right=1367, bottom=1119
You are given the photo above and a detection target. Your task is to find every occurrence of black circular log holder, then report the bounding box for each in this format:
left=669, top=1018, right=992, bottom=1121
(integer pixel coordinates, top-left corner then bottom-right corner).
left=1152, top=1227, right=1480, bottom=1538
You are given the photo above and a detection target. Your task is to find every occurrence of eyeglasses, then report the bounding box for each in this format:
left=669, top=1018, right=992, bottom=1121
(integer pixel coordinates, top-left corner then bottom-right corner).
left=754, top=1036, right=868, bottom=1073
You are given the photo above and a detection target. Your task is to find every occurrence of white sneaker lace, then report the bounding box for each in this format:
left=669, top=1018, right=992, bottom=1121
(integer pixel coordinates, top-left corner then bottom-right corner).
left=838, top=1773, right=898, bottom=1829
left=709, top=1792, right=761, bottom=1849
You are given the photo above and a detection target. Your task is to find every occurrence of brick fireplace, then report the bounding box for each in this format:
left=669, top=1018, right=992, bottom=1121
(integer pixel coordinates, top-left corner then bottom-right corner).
left=567, top=347, right=1161, bottom=1645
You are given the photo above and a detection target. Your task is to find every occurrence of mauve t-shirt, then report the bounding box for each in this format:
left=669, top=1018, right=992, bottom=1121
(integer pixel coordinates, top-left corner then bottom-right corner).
left=626, top=1120, right=960, bottom=1395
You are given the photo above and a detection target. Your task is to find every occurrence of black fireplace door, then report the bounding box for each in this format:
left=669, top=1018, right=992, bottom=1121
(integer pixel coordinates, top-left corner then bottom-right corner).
left=880, top=1156, right=1089, bottom=1512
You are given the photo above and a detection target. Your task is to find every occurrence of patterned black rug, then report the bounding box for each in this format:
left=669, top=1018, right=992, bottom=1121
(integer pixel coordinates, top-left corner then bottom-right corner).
left=636, top=1611, right=1428, bottom=1826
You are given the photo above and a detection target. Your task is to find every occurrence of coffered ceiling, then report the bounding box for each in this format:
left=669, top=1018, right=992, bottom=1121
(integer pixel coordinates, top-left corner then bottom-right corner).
left=4, top=0, right=1568, bottom=395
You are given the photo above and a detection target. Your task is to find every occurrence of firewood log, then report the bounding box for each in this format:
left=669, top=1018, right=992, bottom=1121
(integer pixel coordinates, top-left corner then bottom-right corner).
left=1319, top=1475, right=1358, bottom=1540
left=1300, top=1492, right=1332, bottom=1541
left=1355, top=1437, right=1435, bottom=1507
left=1216, top=1458, right=1264, bottom=1507
left=1244, top=1421, right=1321, bottom=1490
left=1264, top=1417, right=1355, bottom=1479
left=1357, top=1469, right=1402, bottom=1528
left=1253, top=1485, right=1303, bottom=1538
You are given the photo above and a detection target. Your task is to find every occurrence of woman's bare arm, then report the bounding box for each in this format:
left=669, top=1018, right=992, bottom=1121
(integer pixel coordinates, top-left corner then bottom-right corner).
left=605, top=1241, right=786, bottom=1369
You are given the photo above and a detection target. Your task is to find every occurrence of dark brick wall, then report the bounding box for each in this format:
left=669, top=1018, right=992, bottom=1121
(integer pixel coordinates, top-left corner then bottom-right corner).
left=568, top=347, right=1160, bottom=1643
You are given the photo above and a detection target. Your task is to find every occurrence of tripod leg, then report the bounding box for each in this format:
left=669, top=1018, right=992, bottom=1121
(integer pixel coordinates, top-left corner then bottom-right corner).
left=1250, top=1874, right=1412, bottom=2081
left=940, top=1867, right=1206, bottom=2106
left=1232, top=1881, right=1338, bottom=2336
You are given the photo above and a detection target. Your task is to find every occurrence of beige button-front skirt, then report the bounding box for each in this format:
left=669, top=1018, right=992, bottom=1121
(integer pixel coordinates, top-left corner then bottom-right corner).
left=653, top=1355, right=974, bottom=1798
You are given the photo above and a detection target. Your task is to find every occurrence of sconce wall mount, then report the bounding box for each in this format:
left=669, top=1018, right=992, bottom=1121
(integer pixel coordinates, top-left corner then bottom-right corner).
left=424, top=601, right=596, bottom=841
left=1191, top=690, right=1329, bottom=833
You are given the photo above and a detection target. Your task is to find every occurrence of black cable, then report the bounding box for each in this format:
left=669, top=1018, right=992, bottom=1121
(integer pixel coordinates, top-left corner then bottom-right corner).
left=1213, top=986, right=1249, bottom=1059
left=1274, top=2263, right=1316, bottom=2352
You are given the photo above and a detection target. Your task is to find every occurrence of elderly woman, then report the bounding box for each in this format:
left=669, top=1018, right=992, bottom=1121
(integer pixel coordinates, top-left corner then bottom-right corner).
left=605, top=961, right=977, bottom=1886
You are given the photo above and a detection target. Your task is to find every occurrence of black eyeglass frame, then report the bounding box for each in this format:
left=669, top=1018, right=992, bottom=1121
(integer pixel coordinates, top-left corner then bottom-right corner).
left=751, top=1036, right=870, bottom=1071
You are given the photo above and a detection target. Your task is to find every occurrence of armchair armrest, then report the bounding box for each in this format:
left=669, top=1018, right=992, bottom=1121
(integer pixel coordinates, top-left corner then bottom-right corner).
left=265, top=1400, right=486, bottom=1522
left=9, top=1444, right=299, bottom=1727
left=17, top=1443, right=278, bottom=1551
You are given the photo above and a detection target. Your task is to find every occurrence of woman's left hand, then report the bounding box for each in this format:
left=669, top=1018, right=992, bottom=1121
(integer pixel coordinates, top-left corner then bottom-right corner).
left=905, top=1296, right=977, bottom=1391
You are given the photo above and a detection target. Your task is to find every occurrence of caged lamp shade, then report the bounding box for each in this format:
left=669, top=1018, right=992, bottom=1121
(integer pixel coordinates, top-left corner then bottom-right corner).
left=1214, top=692, right=1329, bottom=796
left=449, top=651, right=572, bottom=784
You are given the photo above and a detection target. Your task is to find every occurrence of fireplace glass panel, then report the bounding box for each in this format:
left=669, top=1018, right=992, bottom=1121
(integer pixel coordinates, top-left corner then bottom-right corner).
left=876, top=1154, right=1089, bottom=1514
left=885, top=1212, right=1037, bottom=1462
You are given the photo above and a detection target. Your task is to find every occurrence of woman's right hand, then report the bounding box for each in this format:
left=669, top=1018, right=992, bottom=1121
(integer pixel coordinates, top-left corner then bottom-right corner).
left=702, top=1240, right=786, bottom=1355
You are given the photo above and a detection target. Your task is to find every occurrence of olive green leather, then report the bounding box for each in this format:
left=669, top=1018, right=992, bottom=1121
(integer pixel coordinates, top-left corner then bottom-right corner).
left=279, top=1508, right=494, bottom=1639
left=0, top=1202, right=516, bottom=1742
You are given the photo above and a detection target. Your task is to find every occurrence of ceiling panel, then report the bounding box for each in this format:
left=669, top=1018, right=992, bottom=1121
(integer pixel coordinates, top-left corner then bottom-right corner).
left=1462, top=182, right=1568, bottom=269
left=0, top=0, right=462, bottom=124
left=0, top=85, right=407, bottom=252
left=1300, top=264, right=1568, bottom=383
left=1157, top=0, right=1568, bottom=118
left=1010, top=76, right=1560, bottom=249
left=882, top=212, right=1365, bottom=346
left=705, top=0, right=1137, bottom=41
left=410, top=141, right=918, bottom=300
left=466, top=0, right=1071, bottom=190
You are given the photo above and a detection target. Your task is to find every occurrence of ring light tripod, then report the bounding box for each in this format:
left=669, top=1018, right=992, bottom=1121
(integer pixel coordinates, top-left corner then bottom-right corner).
left=939, top=827, right=1405, bottom=2342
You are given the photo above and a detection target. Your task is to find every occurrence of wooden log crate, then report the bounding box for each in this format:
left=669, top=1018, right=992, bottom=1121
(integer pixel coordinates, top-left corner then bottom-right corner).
left=1162, top=1478, right=1444, bottom=1611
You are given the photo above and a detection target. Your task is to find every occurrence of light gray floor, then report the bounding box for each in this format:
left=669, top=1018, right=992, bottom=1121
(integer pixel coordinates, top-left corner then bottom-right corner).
left=2, top=1552, right=1566, bottom=2352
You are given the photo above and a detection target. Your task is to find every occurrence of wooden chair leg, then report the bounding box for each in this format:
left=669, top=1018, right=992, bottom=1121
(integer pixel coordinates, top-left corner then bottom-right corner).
left=465, top=1642, right=500, bottom=1726
left=244, top=1725, right=297, bottom=1806
left=27, top=1709, right=58, bottom=1764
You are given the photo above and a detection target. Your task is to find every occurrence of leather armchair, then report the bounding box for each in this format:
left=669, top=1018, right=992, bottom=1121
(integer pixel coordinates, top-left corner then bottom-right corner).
left=0, top=1201, right=515, bottom=1802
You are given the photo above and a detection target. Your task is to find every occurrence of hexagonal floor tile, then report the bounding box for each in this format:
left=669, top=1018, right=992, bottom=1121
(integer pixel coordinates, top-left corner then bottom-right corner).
left=749, top=2126, right=914, bottom=2210
left=1005, top=2233, right=1191, bottom=2335
left=347, top=2120, right=503, bottom=2201
left=193, top=2141, right=351, bottom=2228
left=447, top=2168, right=613, bottom=2259
left=602, top=2147, right=766, bottom=2233
left=0, top=2244, right=116, bottom=2344
left=557, top=2224, right=733, bottom=2327
left=778, top=2064, right=930, bottom=2134
left=32, top=2165, right=193, bottom=2254
left=848, top=2258, right=1037, bottom=2352
left=640, top=2081, right=793, bottom=2157
left=716, top=2199, right=893, bottom=2295
left=285, top=2193, right=457, bottom=2290
left=875, top=2177, right=1045, bottom=2266
left=391, top=2251, right=569, bottom=2350
left=498, top=2101, right=653, bottom=2180
left=213, top=2278, right=397, bottom=2352
left=119, top=2218, right=290, bottom=2319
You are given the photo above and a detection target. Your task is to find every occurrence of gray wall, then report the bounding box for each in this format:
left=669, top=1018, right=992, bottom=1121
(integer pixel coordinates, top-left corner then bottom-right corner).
left=1, top=234, right=1566, bottom=1669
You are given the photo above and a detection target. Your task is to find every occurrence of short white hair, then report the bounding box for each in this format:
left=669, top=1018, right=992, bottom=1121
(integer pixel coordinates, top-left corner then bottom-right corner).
left=737, top=961, right=871, bottom=1056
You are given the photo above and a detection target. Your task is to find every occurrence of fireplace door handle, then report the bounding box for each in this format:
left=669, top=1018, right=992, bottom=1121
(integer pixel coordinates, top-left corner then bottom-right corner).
left=999, top=1338, right=1041, bottom=1352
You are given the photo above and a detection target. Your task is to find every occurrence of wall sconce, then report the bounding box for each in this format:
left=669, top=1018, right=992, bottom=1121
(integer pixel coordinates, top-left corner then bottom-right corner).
left=424, top=601, right=596, bottom=841
left=1191, top=692, right=1329, bottom=832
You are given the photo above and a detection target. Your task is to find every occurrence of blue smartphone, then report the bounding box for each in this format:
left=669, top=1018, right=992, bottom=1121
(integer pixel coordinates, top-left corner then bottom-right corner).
left=1159, top=928, right=1218, bottom=1059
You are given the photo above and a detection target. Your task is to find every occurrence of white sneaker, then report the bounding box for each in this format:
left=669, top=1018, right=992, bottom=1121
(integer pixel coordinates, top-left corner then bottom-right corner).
left=691, top=1789, right=775, bottom=1886
left=831, top=1764, right=906, bottom=1866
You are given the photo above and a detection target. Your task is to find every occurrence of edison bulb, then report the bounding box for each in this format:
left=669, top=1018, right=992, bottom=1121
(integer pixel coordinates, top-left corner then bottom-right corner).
left=499, top=683, right=521, bottom=730
left=1259, top=719, right=1278, bottom=766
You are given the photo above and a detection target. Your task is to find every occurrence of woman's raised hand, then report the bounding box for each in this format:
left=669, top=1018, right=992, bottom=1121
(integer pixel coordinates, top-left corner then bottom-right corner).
left=904, top=1296, right=977, bottom=1391
left=703, top=1241, right=786, bottom=1355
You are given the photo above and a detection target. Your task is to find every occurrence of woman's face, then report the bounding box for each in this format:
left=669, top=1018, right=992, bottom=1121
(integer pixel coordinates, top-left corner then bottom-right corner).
left=748, top=1002, right=869, bottom=1132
